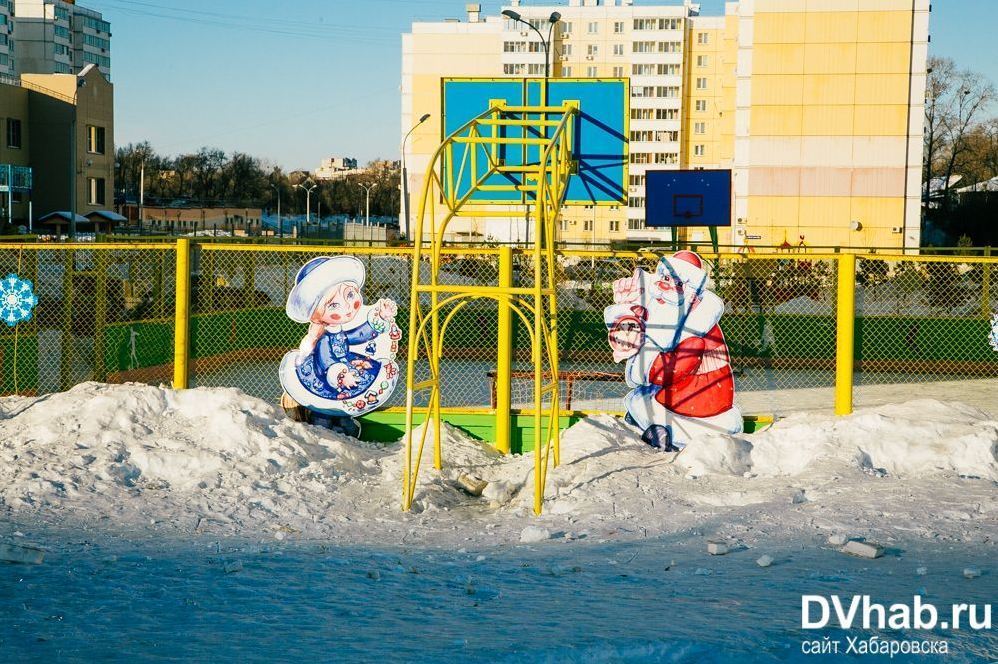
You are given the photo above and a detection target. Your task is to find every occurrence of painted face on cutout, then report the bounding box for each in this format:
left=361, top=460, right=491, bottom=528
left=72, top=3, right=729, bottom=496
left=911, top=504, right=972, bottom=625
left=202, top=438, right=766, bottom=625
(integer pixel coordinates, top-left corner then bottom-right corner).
left=652, top=260, right=685, bottom=307
left=607, top=306, right=647, bottom=363
left=312, top=282, right=363, bottom=326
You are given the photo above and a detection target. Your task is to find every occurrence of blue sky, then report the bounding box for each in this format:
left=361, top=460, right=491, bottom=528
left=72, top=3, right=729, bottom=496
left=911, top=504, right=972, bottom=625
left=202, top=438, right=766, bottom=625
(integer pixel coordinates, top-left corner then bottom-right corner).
left=92, top=0, right=996, bottom=170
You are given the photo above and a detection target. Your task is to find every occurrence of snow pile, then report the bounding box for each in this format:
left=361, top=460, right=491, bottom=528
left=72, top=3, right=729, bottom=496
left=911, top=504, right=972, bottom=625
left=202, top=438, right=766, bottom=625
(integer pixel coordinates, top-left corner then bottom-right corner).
left=704, top=400, right=998, bottom=480
left=1, top=383, right=995, bottom=547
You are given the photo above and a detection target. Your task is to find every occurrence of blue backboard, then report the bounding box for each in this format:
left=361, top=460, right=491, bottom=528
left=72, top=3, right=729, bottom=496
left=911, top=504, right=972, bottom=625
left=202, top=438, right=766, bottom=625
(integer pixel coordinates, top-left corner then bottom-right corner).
left=645, top=169, right=732, bottom=227
left=441, top=78, right=628, bottom=206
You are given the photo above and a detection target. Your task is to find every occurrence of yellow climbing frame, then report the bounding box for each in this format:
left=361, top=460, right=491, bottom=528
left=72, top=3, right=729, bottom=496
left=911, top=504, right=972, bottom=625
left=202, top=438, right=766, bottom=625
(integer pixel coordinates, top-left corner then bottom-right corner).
left=402, top=100, right=578, bottom=515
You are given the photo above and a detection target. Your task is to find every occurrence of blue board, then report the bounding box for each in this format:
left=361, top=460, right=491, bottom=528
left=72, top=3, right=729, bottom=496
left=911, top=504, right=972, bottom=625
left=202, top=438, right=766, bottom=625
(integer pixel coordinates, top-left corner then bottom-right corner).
left=644, top=169, right=732, bottom=227
left=441, top=78, right=628, bottom=206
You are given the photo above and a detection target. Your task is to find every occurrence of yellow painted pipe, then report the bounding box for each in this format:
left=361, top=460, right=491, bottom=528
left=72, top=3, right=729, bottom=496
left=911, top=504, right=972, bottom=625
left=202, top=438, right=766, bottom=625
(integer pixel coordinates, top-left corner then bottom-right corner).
left=834, top=253, right=856, bottom=416
left=172, top=238, right=192, bottom=390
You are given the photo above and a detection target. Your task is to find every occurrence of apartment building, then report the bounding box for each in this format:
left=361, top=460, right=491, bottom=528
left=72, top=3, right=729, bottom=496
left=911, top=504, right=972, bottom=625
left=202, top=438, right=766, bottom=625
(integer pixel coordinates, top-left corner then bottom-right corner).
left=13, top=0, right=111, bottom=78
left=0, top=64, right=114, bottom=226
left=0, top=0, right=13, bottom=80
left=403, top=0, right=929, bottom=249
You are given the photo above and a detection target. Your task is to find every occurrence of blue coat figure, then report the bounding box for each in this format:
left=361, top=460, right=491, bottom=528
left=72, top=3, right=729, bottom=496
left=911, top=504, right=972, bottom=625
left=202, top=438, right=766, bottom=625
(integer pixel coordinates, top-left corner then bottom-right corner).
left=279, top=256, right=401, bottom=435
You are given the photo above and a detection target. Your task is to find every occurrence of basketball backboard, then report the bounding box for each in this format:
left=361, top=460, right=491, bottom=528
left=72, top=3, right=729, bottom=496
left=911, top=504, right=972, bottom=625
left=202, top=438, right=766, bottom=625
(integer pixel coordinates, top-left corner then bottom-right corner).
left=441, top=77, right=628, bottom=206
left=644, top=169, right=732, bottom=227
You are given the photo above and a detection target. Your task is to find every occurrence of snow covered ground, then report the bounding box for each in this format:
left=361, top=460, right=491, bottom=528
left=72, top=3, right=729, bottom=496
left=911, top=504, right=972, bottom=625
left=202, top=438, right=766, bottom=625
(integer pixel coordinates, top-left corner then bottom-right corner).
left=1, top=382, right=995, bottom=660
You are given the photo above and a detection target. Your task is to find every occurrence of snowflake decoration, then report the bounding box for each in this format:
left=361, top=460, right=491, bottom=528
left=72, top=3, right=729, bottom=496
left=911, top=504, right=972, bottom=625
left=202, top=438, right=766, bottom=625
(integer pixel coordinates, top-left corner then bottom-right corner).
left=990, top=314, right=998, bottom=353
left=0, top=274, right=39, bottom=327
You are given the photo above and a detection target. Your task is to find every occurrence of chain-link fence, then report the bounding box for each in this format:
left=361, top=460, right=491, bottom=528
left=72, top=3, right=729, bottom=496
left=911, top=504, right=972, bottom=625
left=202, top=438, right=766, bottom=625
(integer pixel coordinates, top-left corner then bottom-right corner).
left=503, top=251, right=839, bottom=415
left=2, top=241, right=996, bottom=420
left=0, top=244, right=176, bottom=396
left=854, top=255, right=998, bottom=411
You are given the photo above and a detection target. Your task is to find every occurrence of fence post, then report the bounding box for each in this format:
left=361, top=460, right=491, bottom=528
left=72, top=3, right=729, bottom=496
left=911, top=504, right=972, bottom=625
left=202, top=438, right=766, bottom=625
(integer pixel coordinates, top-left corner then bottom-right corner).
left=173, top=238, right=192, bottom=389
left=982, top=246, right=991, bottom=319
left=835, top=253, right=856, bottom=415
left=495, top=245, right=514, bottom=454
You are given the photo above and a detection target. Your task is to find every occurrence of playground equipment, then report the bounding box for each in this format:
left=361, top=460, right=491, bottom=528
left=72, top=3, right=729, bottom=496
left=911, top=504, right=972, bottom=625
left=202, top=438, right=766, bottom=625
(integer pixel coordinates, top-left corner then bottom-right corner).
left=401, top=78, right=628, bottom=514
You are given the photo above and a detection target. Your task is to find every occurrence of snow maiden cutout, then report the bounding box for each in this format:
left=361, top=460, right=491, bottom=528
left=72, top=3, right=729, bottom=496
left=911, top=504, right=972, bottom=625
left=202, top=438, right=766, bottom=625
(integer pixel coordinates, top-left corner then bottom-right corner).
left=279, top=256, right=401, bottom=437
left=605, top=251, right=742, bottom=451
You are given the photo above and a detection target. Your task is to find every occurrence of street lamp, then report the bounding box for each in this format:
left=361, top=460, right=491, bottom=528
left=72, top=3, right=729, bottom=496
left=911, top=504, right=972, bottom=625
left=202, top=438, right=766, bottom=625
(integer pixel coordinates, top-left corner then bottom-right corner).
left=501, top=10, right=561, bottom=79
left=270, top=183, right=282, bottom=238
left=294, top=179, right=317, bottom=227
left=401, top=112, right=431, bottom=241
left=501, top=10, right=560, bottom=245
left=358, top=182, right=376, bottom=227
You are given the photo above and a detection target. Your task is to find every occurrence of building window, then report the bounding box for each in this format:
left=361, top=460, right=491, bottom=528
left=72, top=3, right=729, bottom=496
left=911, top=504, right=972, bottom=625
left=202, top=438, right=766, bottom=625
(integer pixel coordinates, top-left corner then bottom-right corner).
left=658, top=41, right=681, bottom=53
left=6, top=118, right=21, bottom=149
left=613, top=44, right=624, bottom=56
left=610, top=220, right=620, bottom=232
left=585, top=66, right=596, bottom=77
left=694, top=145, right=706, bottom=157
left=630, top=153, right=650, bottom=164
left=504, top=41, right=527, bottom=53
left=660, top=18, right=682, bottom=30
left=656, top=86, right=680, bottom=98
left=88, top=177, right=106, bottom=206
left=561, top=44, right=573, bottom=56
left=628, top=197, right=645, bottom=208
left=54, top=25, right=71, bottom=40
left=562, top=66, right=572, bottom=77
left=628, top=219, right=644, bottom=230
left=654, top=153, right=679, bottom=164
left=583, top=220, right=593, bottom=231
left=54, top=5, right=70, bottom=21
left=697, top=32, right=710, bottom=44
left=629, top=174, right=645, bottom=186
left=697, top=55, right=709, bottom=68
left=632, top=64, right=653, bottom=76
left=656, top=108, right=679, bottom=120
left=694, top=122, right=706, bottom=134
left=612, top=66, right=624, bottom=77
left=87, top=125, right=106, bottom=154
left=587, top=44, right=599, bottom=57
left=696, top=77, right=708, bottom=90
left=560, top=22, right=572, bottom=35
left=695, top=99, right=708, bottom=112
left=528, top=63, right=544, bottom=75
left=632, top=41, right=655, bottom=53
left=503, top=63, right=525, bottom=75
left=613, top=21, right=625, bottom=34
left=658, top=64, right=681, bottom=76
left=631, top=86, right=654, bottom=98
left=587, top=22, right=598, bottom=34
left=631, top=108, right=653, bottom=120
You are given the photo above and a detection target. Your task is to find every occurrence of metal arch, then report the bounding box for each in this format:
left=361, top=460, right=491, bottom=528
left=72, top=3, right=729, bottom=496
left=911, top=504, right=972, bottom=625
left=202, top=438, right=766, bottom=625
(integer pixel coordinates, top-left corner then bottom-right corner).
left=403, top=98, right=578, bottom=515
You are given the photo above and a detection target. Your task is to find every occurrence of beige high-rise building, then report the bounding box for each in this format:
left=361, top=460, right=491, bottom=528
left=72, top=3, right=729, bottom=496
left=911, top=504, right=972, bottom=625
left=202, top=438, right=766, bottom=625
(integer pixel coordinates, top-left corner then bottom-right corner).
left=13, top=0, right=111, bottom=79
left=401, top=0, right=929, bottom=249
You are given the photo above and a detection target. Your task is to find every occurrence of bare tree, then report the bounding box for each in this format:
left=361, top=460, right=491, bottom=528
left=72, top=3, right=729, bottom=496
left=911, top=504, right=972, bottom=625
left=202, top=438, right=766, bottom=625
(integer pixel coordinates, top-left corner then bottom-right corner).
left=933, top=61, right=995, bottom=207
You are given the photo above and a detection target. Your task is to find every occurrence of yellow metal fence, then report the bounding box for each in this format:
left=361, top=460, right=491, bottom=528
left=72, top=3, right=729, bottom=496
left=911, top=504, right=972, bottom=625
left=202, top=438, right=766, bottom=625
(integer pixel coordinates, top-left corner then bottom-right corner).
left=2, top=241, right=996, bottom=423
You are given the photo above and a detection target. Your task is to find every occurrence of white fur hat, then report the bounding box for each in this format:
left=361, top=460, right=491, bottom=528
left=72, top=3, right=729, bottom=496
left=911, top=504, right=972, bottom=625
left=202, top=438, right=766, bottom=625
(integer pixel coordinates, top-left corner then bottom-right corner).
left=285, top=255, right=366, bottom=323
left=658, top=250, right=707, bottom=292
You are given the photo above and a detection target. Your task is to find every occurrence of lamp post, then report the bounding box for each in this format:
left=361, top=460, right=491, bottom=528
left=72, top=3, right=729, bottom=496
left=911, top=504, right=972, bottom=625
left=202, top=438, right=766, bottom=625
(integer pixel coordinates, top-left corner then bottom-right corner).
left=270, top=183, right=282, bottom=238
left=69, top=77, right=88, bottom=239
left=501, top=9, right=561, bottom=80
left=401, top=112, right=431, bottom=241
left=294, top=179, right=317, bottom=226
left=358, top=182, right=376, bottom=227
left=501, top=10, right=560, bottom=245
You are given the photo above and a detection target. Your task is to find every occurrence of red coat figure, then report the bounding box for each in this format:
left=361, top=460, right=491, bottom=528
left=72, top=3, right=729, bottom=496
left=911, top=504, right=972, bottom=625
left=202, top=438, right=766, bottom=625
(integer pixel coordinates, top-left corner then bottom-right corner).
left=606, top=251, right=742, bottom=451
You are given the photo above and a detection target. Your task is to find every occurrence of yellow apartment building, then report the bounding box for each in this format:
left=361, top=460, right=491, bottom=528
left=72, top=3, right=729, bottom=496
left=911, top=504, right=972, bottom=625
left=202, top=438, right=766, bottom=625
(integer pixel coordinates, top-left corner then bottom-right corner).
left=402, top=0, right=929, bottom=249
